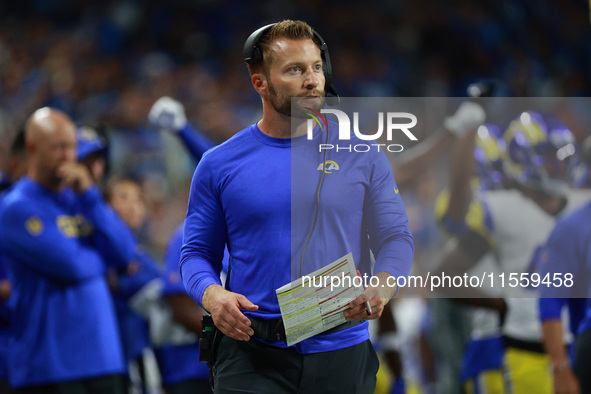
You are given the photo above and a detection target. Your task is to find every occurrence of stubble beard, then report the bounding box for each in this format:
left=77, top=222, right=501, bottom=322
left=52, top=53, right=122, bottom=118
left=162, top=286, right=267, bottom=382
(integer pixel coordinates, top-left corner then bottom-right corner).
left=267, top=79, right=325, bottom=120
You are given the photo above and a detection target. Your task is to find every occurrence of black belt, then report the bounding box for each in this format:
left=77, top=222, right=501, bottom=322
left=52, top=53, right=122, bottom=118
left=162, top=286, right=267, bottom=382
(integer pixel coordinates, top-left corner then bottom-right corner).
left=503, top=335, right=545, bottom=354
left=249, top=317, right=364, bottom=342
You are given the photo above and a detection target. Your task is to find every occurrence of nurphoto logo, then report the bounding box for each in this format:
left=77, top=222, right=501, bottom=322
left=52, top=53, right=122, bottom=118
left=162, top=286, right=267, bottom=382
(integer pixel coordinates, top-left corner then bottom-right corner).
left=304, top=108, right=418, bottom=153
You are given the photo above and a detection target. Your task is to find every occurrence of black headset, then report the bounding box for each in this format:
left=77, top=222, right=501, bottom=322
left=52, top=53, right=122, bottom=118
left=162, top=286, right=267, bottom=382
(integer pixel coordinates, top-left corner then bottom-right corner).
left=242, top=23, right=339, bottom=98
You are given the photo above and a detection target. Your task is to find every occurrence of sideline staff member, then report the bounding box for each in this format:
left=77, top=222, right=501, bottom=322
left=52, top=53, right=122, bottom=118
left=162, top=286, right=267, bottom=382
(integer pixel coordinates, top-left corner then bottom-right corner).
left=181, top=20, right=414, bottom=393
left=0, top=108, right=134, bottom=393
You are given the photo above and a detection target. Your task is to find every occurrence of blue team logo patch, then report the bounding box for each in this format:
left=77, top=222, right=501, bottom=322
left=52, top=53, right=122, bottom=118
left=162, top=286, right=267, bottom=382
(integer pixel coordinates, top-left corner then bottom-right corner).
left=25, top=216, right=44, bottom=236
left=56, top=215, right=93, bottom=238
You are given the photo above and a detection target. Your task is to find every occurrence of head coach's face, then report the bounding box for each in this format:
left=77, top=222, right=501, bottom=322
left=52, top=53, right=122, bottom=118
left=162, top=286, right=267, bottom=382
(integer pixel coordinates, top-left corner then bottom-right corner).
left=248, top=21, right=326, bottom=118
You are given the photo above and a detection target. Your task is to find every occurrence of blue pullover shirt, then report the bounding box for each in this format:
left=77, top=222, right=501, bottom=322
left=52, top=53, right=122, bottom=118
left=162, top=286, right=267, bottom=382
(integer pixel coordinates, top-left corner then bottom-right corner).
left=181, top=122, right=414, bottom=354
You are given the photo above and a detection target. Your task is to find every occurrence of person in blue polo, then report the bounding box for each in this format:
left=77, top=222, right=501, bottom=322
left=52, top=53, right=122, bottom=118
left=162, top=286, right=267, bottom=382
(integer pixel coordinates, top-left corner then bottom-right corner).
left=0, top=108, right=135, bottom=393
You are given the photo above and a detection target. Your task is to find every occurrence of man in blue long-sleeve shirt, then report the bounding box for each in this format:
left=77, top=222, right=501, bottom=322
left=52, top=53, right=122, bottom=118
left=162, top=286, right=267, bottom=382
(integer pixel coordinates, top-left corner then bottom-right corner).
left=180, top=20, right=414, bottom=393
left=0, top=108, right=136, bottom=393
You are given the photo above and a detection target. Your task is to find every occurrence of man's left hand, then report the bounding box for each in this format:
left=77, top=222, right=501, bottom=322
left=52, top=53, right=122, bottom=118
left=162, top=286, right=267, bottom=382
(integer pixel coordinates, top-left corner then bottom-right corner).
left=344, top=271, right=397, bottom=321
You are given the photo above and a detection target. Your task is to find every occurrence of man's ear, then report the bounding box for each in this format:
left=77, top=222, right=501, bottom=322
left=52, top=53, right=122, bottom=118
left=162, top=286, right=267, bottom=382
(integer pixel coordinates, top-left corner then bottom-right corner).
left=252, top=73, right=267, bottom=97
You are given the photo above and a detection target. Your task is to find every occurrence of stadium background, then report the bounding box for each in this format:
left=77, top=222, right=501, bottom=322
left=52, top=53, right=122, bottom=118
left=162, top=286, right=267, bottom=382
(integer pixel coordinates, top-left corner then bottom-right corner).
left=2, top=0, right=589, bottom=254
left=0, top=1, right=590, bottom=392
left=0, top=0, right=591, bottom=250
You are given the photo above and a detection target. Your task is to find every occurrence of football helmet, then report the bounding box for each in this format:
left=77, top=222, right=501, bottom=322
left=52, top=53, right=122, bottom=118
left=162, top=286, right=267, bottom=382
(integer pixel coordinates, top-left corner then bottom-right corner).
left=503, top=111, right=578, bottom=195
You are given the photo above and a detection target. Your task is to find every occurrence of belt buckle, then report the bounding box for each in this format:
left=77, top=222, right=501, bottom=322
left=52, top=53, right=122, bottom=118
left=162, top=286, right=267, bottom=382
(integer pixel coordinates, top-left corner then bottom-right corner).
left=273, top=319, right=285, bottom=342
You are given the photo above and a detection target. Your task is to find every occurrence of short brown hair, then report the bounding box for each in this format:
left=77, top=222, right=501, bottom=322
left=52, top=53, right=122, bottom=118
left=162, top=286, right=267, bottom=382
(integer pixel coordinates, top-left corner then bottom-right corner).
left=246, top=20, right=321, bottom=76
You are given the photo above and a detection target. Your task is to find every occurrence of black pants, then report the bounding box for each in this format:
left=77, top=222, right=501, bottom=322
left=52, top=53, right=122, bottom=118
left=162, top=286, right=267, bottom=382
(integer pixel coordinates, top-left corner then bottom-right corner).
left=15, top=374, right=126, bottom=394
left=0, top=379, right=12, bottom=394
left=575, top=329, right=591, bottom=393
left=164, top=379, right=211, bottom=394
left=213, top=337, right=379, bottom=394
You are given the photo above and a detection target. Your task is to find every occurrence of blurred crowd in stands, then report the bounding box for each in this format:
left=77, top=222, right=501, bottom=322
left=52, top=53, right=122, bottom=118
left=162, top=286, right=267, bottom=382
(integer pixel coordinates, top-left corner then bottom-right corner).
left=2, top=0, right=589, bottom=253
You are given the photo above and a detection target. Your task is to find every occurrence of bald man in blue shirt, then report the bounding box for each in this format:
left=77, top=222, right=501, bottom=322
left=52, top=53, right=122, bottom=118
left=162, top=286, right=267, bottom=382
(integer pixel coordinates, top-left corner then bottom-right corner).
left=0, top=108, right=136, bottom=393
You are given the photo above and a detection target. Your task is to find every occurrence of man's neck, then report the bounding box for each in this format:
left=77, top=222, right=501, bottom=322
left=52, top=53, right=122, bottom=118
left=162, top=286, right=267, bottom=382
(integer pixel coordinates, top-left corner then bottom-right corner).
left=257, top=109, right=308, bottom=139
left=28, top=171, right=61, bottom=194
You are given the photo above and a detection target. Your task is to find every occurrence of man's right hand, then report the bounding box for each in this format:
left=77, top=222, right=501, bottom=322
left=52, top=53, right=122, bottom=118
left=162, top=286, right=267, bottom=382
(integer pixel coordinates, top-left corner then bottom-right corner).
left=58, top=162, right=94, bottom=194
left=202, top=284, right=258, bottom=341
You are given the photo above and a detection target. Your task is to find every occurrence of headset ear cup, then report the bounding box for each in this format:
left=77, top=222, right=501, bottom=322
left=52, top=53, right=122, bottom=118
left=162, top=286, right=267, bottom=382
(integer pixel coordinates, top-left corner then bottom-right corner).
left=320, top=44, right=332, bottom=92
left=251, top=47, right=262, bottom=65
left=312, top=31, right=338, bottom=99
left=243, top=23, right=276, bottom=64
